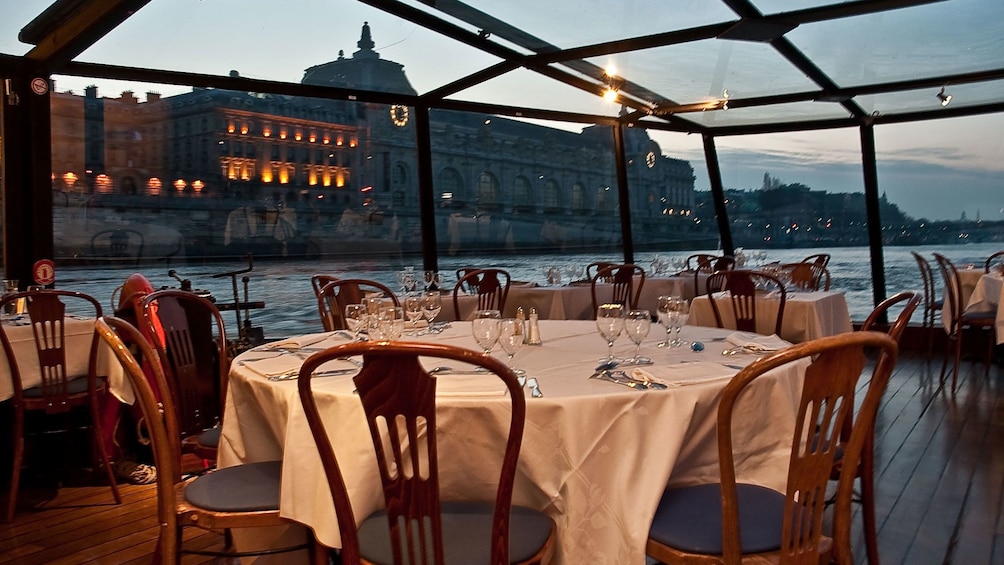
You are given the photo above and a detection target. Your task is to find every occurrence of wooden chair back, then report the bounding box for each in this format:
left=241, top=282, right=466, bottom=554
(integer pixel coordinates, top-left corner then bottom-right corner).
left=453, top=268, right=511, bottom=320
left=590, top=263, right=645, bottom=312
left=713, top=331, right=899, bottom=564
left=311, top=274, right=339, bottom=298
left=297, top=341, right=527, bottom=565
left=800, top=253, right=831, bottom=268
left=140, top=289, right=229, bottom=444
left=932, top=253, right=963, bottom=335
left=861, top=291, right=921, bottom=340
left=317, top=278, right=400, bottom=331
left=780, top=262, right=831, bottom=291
left=910, top=251, right=940, bottom=330
left=586, top=261, right=618, bottom=283
left=706, top=269, right=786, bottom=335
left=984, top=250, right=1004, bottom=273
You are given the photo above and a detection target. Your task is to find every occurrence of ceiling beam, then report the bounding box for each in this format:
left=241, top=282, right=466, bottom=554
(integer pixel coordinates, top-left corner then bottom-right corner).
left=21, top=0, right=151, bottom=72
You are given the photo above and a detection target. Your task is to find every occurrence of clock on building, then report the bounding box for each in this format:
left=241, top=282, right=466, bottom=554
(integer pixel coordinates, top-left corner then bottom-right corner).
left=390, top=105, right=409, bottom=127
left=645, top=151, right=656, bottom=168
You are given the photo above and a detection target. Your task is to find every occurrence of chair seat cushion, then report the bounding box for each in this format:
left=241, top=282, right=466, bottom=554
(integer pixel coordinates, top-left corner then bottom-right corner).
left=22, top=376, right=90, bottom=398
left=184, top=460, right=282, bottom=512
left=197, top=426, right=221, bottom=448
left=962, top=310, right=996, bottom=324
left=358, top=501, right=554, bottom=564
left=648, top=482, right=785, bottom=555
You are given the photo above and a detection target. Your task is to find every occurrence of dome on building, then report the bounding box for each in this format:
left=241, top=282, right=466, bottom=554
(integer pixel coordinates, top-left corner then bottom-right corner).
left=301, top=22, right=417, bottom=96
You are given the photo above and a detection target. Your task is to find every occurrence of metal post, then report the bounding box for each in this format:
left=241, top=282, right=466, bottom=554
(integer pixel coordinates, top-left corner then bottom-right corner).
left=414, top=104, right=437, bottom=272
left=860, top=123, right=887, bottom=319
left=702, top=134, right=733, bottom=256
left=613, top=124, right=634, bottom=263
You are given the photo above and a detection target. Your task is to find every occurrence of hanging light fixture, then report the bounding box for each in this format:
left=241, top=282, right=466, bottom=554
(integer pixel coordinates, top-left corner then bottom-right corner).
left=936, top=85, right=952, bottom=107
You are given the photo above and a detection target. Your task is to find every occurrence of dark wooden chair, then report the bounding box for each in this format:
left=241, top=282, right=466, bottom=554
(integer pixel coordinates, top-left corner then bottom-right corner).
left=800, top=252, right=831, bottom=268
left=140, top=289, right=229, bottom=467
left=779, top=262, right=831, bottom=291
left=911, top=252, right=943, bottom=357
left=453, top=268, right=511, bottom=321
left=95, top=316, right=320, bottom=564
left=585, top=261, right=618, bottom=283
left=0, top=289, right=121, bottom=522
left=317, top=279, right=400, bottom=331
left=311, top=274, right=339, bottom=299
left=646, top=331, right=900, bottom=565
left=839, top=291, right=920, bottom=565
left=706, top=269, right=786, bottom=336
left=685, top=254, right=735, bottom=293
left=590, top=263, right=646, bottom=313
left=933, top=253, right=996, bottom=393
left=984, top=250, right=1004, bottom=273
left=297, top=340, right=556, bottom=565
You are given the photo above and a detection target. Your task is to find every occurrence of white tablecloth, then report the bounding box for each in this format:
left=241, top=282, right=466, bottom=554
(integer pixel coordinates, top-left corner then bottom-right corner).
left=446, top=276, right=697, bottom=321
left=942, top=268, right=987, bottom=333
left=219, top=321, right=808, bottom=564
left=0, top=318, right=130, bottom=404
left=688, top=290, right=852, bottom=343
left=963, top=272, right=1004, bottom=343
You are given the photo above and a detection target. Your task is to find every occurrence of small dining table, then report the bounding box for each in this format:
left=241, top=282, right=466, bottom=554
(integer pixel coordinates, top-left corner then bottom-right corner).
left=0, top=317, right=130, bottom=404
left=219, top=320, right=808, bottom=564
left=688, top=290, right=853, bottom=343
left=446, top=274, right=702, bottom=321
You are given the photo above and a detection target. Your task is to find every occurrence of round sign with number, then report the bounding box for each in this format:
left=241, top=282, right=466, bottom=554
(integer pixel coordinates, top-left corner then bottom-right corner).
left=33, top=259, right=55, bottom=285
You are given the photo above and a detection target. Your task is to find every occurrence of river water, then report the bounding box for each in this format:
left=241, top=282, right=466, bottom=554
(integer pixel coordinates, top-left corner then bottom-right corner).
left=50, top=243, right=1002, bottom=339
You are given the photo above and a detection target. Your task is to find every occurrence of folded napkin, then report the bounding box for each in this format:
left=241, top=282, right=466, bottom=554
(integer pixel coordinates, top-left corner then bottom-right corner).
left=725, top=331, right=789, bottom=352
left=435, top=374, right=508, bottom=397
left=632, top=363, right=736, bottom=387
left=244, top=355, right=358, bottom=378
left=266, top=332, right=339, bottom=350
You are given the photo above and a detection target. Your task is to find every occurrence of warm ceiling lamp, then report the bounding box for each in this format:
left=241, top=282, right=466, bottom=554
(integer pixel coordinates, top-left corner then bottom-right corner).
left=937, top=85, right=952, bottom=107
left=601, top=68, right=623, bottom=103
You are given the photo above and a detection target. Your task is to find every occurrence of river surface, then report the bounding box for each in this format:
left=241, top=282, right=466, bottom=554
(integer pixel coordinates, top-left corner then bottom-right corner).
left=50, top=243, right=1001, bottom=339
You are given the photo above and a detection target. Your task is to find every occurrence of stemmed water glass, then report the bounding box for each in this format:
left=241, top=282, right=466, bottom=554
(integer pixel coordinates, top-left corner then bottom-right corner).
left=344, top=303, right=367, bottom=340
left=671, top=299, right=690, bottom=347
left=624, top=309, right=651, bottom=365
left=656, top=295, right=674, bottom=347
left=596, top=303, right=624, bottom=364
left=498, top=318, right=526, bottom=376
left=404, top=295, right=424, bottom=335
left=472, top=309, right=502, bottom=356
left=422, top=291, right=442, bottom=330
left=377, top=306, right=405, bottom=341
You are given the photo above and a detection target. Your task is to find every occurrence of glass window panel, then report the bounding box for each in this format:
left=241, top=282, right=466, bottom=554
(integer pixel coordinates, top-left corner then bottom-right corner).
left=0, top=4, right=44, bottom=56
left=585, top=39, right=818, bottom=107
left=789, top=0, right=1004, bottom=89
left=752, top=0, right=857, bottom=13
left=449, top=66, right=622, bottom=117
left=76, top=0, right=500, bottom=96
left=860, top=80, right=1004, bottom=118
left=680, top=100, right=851, bottom=128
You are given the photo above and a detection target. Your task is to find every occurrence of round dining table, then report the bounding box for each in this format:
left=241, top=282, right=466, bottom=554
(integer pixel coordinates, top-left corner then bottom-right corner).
left=218, top=320, right=809, bottom=564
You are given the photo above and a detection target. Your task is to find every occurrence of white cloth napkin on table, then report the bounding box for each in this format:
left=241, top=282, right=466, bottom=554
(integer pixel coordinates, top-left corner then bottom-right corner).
left=266, top=332, right=341, bottom=350
left=435, top=374, right=508, bottom=397
left=631, top=362, right=736, bottom=387
left=725, top=331, right=789, bottom=351
left=244, top=355, right=358, bottom=379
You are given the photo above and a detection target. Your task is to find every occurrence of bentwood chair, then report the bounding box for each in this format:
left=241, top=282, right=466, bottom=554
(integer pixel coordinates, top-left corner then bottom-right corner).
left=317, top=279, right=400, bottom=331
left=95, top=316, right=320, bottom=564
left=453, top=268, right=512, bottom=320
left=779, top=262, right=831, bottom=291
left=297, top=340, right=556, bottom=565
left=933, top=253, right=996, bottom=393
left=911, top=252, right=943, bottom=356
left=140, top=289, right=229, bottom=467
left=585, top=261, right=618, bottom=283
left=984, top=250, right=1004, bottom=273
left=311, top=274, right=339, bottom=300
left=590, top=264, right=646, bottom=313
left=706, top=269, right=787, bottom=336
left=685, top=254, right=735, bottom=294
left=646, top=331, right=900, bottom=565
left=0, top=289, right=121, bottom=522
left=838, top=291, right=920, bottom=565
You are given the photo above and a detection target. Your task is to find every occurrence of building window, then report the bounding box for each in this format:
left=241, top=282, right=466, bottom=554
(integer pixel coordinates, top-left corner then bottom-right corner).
left=512, top=175, right=532, bottom=212
left=477, top=171, right=501, bottom=211
left=571, top=183, right=587, bottom=214
left=437, top=167, right=465, bottom=208
left=542, top=179, right=561, bottom=211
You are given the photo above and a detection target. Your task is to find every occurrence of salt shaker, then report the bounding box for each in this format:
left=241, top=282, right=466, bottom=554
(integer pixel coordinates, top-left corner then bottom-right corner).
left=526, top=308, right=542, bottom=345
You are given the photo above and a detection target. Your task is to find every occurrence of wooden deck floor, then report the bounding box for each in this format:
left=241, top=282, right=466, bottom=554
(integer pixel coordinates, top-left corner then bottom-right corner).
left=0, top=352, right=1002, bottom=564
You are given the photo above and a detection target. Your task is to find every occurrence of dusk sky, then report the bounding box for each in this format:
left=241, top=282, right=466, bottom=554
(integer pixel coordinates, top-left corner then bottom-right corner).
left=2, top=0, right=1001, bottom=222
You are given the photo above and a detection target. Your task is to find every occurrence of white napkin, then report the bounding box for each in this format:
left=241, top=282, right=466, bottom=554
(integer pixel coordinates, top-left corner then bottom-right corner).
left=632, top=363, right=736, bottom=387
left=244, top=355, right=358, bottom=378
left=435, top=374, right=508, bottom=397
left=266, top=332, right=339, bottom=350
left=725, top=331, right=789, bottom=352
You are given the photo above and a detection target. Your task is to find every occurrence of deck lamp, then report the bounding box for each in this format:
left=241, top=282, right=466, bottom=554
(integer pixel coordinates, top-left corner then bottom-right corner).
left=937, top=86, right=952, bottom=107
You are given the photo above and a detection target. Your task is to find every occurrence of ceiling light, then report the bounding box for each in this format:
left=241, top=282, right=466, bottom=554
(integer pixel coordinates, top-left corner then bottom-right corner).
left=937, top=86, right=952, bottom=107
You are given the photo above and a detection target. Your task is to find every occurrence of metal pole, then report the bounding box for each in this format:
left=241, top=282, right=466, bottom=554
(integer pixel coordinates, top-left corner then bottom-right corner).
left=613, top=125, right=635, bottom=263
left=414, top=104, right=438, bottom=273
left=702, top=134, right=733, bottom=255
left=860, top=123, right=887, bottom=320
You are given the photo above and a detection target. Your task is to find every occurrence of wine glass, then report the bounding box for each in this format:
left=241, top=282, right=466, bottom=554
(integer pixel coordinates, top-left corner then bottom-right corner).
left=498, top=318, right=526, bottom=376
left=596, top=303, right=624, bottom=364
left=672, top=299, right=690, bottom=347
left=624, top=309, right=651, bottom=364
left=377, top=306, right=405, bottom=341
left=344, top=303, right=367, bottom=340
left=422, top=291, right=442, bottom=330
left=404, top=295, right=424, bottom=334
left=656, top=295, right=673, bottom=347
left=472, top=309, right=502, bottom=356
